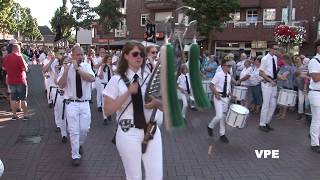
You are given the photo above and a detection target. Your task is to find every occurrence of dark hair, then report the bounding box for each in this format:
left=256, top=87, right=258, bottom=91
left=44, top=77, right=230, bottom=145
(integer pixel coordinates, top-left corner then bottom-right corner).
left=117, top=41, right=145, bottom=76
left=146, top=45, right=157, bottom=54
left=221, top=59, right=229, bottom=65
left=282, top=54, right=292, bottom=65
left=315, top=39, right=320, bottom=48
left=103, top=54, right=112, bottom=63
left=256, top=55, right=263, bottom=63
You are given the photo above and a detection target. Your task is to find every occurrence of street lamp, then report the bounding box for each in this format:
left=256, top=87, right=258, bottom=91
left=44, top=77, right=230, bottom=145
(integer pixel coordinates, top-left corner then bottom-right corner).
left=14, top=6, right=21, bottom=40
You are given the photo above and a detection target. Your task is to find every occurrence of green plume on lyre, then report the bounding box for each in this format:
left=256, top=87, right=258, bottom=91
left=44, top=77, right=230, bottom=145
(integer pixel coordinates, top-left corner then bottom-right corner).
left=188, top=43, right=211, bottom=110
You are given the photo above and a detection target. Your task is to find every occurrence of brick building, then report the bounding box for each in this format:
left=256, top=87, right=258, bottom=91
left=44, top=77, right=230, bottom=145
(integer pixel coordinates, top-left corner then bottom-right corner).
left=211, top=0, right=320, bottom=57
left=91, top=0, right=320, bottom=56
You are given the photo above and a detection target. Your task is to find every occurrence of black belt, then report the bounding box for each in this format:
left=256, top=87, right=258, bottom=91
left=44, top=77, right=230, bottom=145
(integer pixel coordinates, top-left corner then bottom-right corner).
left=310, top=89, right=320, bottom=92
left=65, top=99, right=89, bottom=103
left=101, top=82, right=108, bottom=88
left=218, top=92, right=228, bottom=98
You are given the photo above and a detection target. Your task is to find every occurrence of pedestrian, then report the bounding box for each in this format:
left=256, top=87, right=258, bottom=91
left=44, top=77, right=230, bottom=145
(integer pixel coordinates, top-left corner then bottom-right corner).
left=308, top=39, right=320, bottom=153
left=43, top=50, right=57, bottom=108
left=98, top=54, right=113, bottom=125
left=2, top=42, right=29, bottom=120
left=258, top=44, right=279, bottom=132
left=57, top=46, right=95, bottom=166
left=207, top=58, right=233, bottom=143
left=248, top=56, right=263, bottom=113
left=103, top=41, right=163, bottom=179
left=94, top=47, right=106, bottom=112
left=177, top=64, right=191, bottom=121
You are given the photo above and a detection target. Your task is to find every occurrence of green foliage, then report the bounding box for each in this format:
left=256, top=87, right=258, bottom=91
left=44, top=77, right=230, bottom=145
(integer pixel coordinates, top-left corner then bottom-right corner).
left=70, top=0, right=95, bottom=30
left=0, top=0, right=15, bottom=35
left=183, top=0, right=240, bottom=37
left=50, top=4, right=75, bottom=41
left=94, top=0, right=123, bottom=32
left=23, top=8, right=43, bottom=41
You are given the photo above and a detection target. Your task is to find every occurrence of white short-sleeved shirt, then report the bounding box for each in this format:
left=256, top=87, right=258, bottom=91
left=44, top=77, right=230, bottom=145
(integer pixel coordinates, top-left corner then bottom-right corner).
left=43, top=58, right=59, bottom=87
left=236, top=60, right=245, bottom=76
left=308, top=54, right=320, bottom=90
left=39, top=53, right=46, bottom=63
left=259, top=53, right=278, bottom=79
left=103, top=68, right=152, bottom=122
left=177, top=73, right=191, bottom=92
left=249, top=66, right=262, bottom=86
left=93, top=57, right=102, bottom=73
left=58, top=62, right=95, bottom=100
left=98, top=64, right=113, bottom=84
left=216, top=65, right=233, bottom=76
left=211, top=71, right=231, bottom=94
left=240, top=66, right=252, bottom=86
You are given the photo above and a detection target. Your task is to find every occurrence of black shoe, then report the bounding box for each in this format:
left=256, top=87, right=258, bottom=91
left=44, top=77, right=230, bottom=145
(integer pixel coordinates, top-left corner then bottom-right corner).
left=311, top=146, right=320, bottom=153
left=259, top=126, right=270, bottom=132
left=98, top=107, right=102, bottom=112
left=103, top=119, right=108, bottom=125
left=79, top=146, right=83, bottom=155
left=62, top=136, right=68, bottom=143
left=16, top=108, right=22, bottom=112
left=266, top=124, right=274, bottom=131
left=72, top=158, right=81, bottom=166
left=48, top=103, right=54, bottom=108
left=11, top=116, right=19, bottom=120
left=220, top=135, right=229, bottom=143
left=207, top=126, right=213, bottom=137
left=55, top=127, right=61, bottom=132
left=107, top=116, right=113, bottom=122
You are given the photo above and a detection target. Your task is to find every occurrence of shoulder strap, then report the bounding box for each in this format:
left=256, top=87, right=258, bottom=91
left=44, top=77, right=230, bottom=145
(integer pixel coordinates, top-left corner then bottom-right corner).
left=314, top=57, right=320, bottom=64
left=117, top=73, right=150, bottom=121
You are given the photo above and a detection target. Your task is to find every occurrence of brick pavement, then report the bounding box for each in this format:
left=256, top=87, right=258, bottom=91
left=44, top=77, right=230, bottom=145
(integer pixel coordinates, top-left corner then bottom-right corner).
left=1, top=65, right=320, bottom=180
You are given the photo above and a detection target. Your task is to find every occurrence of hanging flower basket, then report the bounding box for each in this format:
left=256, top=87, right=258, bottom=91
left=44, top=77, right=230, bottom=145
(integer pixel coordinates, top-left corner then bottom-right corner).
left=274, top=24, right=306, bottom=47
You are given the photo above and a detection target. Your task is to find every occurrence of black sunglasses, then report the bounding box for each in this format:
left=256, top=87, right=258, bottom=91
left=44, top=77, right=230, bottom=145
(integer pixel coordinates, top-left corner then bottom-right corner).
left=131, top=51, right=145, bottom=58
left=151, top=51, right=158, bottom=54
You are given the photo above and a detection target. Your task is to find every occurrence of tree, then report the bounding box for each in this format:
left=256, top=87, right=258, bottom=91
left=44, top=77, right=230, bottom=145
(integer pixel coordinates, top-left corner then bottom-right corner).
left=23, top=8, right=43, bottom=41
left=8, top=3, right=28, bottom=37
left=0, top=0, right=16, bottom=38
left=94, top=0, right=122, bottom=32
left=50, top=0, right=75, bottom=41
left=183, top=0, right=240, bottom=52
left=70, top=0, right=95, bottom=40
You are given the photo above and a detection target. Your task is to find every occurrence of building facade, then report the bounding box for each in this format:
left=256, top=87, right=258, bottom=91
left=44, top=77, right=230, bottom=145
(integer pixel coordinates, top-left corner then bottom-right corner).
left=211, top=0, right=320, bottom=57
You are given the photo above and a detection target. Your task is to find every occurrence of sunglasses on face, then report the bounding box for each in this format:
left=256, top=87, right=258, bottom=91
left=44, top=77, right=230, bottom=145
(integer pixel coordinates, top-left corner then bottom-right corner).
left=131, top=51, right=145, bottom=58
left=151, top=51, right=158, bottom=54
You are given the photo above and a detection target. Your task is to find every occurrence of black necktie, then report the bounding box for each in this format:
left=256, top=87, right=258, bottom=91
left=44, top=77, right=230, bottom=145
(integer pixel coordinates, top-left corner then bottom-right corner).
left=185, top=75, right=190, bottom=94
left=148, top=63, right=153, bottom=73
left=222, top=75, right=227, bottom=97
left=76, top=69, right=82, bottom=98
left=272, top=57, right=277, bottom=79
left=103, top=65, right=111, bottom=81
left=132, top=74, right=146, bottom=129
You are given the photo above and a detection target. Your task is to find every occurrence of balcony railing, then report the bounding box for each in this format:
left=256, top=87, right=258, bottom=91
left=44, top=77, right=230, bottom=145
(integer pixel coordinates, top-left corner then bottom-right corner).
left=224, top=20, right=308, bottom=29
left=144, top=0, right=178, bottom=10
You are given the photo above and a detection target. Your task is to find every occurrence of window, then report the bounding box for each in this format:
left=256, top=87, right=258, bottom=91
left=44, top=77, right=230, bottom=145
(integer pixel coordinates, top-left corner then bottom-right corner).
left=282, top=8, right=296, bottom=24
left=140, top=14, right=149, bottom=26
left=230, top=11, right=240, bottom=22
left=263, top=9, right=276, bottom=25
left=246, top=9, right=258, bottom=22
left=155, top=12, right=172, bottom=22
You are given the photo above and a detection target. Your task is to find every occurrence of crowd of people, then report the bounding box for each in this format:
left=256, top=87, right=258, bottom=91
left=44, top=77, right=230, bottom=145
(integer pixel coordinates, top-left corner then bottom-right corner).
left=1, top=37, right=320, bottom=179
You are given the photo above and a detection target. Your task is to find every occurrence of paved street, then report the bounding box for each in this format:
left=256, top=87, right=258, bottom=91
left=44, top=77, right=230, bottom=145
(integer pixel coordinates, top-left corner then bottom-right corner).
left=1, top=65, right=320, bottom=180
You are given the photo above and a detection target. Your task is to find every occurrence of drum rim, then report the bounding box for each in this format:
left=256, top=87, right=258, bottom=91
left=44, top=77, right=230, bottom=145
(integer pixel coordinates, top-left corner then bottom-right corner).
left=230, top=104, right=249, bottom=114
left=233, top=86, right=248, bottom=90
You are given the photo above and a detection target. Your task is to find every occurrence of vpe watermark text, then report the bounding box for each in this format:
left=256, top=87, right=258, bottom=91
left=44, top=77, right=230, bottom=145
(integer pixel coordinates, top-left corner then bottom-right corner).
left=255, top=150, right=279, bottom=159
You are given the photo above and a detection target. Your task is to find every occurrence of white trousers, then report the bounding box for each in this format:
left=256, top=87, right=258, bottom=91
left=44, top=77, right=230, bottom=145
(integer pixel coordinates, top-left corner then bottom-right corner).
left=208, top=96, right=229, bottom=136
left=116, top=126, right=163, bottom=180
left=53, top=92, right=67, bottom=137
left=180, top=93, right=188, bottom=118
left=95, top=77, right=102, bottom=107
left=66, top=102, right=91, bottom=159
left=309, top=91, right=320, bottom=146
left=259, top=83, right=277, bottom=126
left=298, top=90, right=309, bottom=114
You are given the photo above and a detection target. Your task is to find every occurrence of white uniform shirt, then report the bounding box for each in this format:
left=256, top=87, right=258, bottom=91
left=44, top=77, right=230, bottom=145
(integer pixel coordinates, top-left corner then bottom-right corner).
left=98, top=64, right=113, bottom=84
left=240, top=66, right=252, bottom=86
left=259, top=53, right=278, bottom=79
left=58, top=62, right=95, bottom=100
left=236, top=60, right=245, bottom=76
left=216, top=65, right=233, bottom=76
left=43, top=58, right=59, bottom=87
left=309, top=53, right=320, bottom=90
left=177, top=73, right=191, bottom=92
left=249, top=65, right=262, bottom=86
left=112, top=55, right=119, bottom=72
left=103, top=68, right=152, bottom=122
left=211, top=71, right=231, bottom=94
left=39, top=52, right=46, bottom=63
left=93, top=57, right=102, bottom=74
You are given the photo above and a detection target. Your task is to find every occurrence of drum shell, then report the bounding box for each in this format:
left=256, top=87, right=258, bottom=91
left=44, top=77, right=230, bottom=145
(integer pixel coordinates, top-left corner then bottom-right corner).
left=226, top=104, right=249, bottom=128
left=233, top=86, right=248, bottom=101
left=277, top=89, right=297, bottom=107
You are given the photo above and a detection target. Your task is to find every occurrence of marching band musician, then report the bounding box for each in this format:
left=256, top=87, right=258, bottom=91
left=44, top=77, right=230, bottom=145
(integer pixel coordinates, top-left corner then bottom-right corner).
left=42, top=50, right=57, bottom=108
left=103, top=41, right=163, bottom=180
left=177, top=64, right=191, bottom=121
left=308, top=39, right=320, bottom=153
left=57, top=46, right=95, bottom=166
left=94, top=47, right=106, bottom=112
left=207, top=58, right=233, bottom=143
left=98, top=54, right=113, bottom=125
left=52, top=55, right=68, bottom=143
left=145, top=45, right=158, bottom=73
left=258, top=44, right=279, bottom=132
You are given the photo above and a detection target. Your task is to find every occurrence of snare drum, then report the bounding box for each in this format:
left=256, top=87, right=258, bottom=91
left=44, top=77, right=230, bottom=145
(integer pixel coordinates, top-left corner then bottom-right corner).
left=233, top=86, right=248, bottom=101
left=225, top=104, right=249, bottom=128
left=277, top=89, right=297, bottom=107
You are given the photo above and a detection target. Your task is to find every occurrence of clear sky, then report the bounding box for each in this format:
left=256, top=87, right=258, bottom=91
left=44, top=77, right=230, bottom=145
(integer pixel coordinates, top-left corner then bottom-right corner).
left=16, top=0, right=101, bottom=28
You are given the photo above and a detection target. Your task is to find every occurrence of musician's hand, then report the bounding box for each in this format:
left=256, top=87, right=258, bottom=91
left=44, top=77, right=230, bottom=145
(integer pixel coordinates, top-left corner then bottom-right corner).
left=145, top=96, right=163, bottom=110
left=128, top=82, right=139, bottom=94
left=214, top=92, right=221, bottom=100
left=72, top=60, right=78, bottom=69
left=271, top=80, right=277, bottom=87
